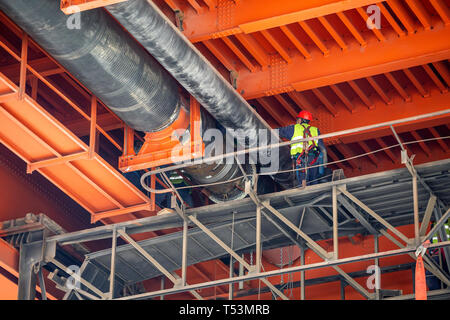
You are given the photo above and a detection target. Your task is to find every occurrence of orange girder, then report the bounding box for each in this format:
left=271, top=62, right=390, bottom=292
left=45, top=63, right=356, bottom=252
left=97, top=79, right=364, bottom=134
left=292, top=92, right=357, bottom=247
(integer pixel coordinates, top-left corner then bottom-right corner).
left=60, top=0, right=128, bottom=14
left=178, top=0, right=383, bottom=42
left=0, top=73, right=152, bottom=224
left=237, top=24, right=450, bottom=99
left=119, top=97, right=204, bottom=173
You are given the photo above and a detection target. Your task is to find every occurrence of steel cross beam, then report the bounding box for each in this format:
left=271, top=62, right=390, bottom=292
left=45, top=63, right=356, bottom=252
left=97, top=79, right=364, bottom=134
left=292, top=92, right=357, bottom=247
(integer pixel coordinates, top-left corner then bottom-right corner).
left=238, top=25, right=449, bottom=99
left=117, top=229, right=203, bottom=300
left=188, top=215, right=289, bottom=300
left=338, top=187, right=411, bottom=244
left=115, top=241, right=450, bottom=300
left=182, top=0, right=384, bottom=42
left=246, top=183, right=373, bottom=299
left=419, top=195, right=437, bottom=237
left=50, top=259, right=107, bottom=300
left=379, top=230, right=450, bottom=287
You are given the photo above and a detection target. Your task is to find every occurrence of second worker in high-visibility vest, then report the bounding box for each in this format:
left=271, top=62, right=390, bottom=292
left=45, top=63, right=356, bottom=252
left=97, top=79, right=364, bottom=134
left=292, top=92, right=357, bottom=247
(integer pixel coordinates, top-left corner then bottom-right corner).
left=278, top=111, right=327, bottom=187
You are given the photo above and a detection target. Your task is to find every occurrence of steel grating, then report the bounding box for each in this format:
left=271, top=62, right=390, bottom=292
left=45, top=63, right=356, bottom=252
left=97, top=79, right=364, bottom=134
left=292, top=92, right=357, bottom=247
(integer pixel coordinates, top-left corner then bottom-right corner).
left=64, top=159, right=450, bottom=285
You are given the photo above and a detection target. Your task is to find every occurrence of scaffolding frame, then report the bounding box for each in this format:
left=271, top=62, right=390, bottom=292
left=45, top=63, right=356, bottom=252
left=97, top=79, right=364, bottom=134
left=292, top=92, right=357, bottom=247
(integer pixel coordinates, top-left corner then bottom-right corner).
left=6, top=159, right=448, bottom=300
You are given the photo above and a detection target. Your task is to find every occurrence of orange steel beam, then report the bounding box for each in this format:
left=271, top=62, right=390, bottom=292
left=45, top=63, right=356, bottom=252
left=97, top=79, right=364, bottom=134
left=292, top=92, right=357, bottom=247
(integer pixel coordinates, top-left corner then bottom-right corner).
left=18, top=32, right=28, bottom=101
left=256, top=98, right=286, bottom=126
left=60, top=0, right=128, bottom=14
left=378, top=2, right=406, bottom=37
left=0, top=71, right=151, bottom=223
left=222, top=37, right=257, bottom=72
left=384, top=72, right=412, bottom=102
left=299, top=21, right=330, bottom=56
left=311, top=88, right=338, bottom=116
left=410, top=131, right=431, bottom=157
left=320, top=89, right=450, bottom=145
left=279, top=25, right=312, bottom=60
left=336, top=11, right=367, bottom=47
left=366, top=76, right=392, bottom=105
left=338, top=116, right=450, bottom=147
left=429, top=127, right=449, bottom=153
left=0, top=239, right=19, bottom=278
left=0, top=58, right=63, bottom=81
left=430, top=0, right=450, bottom=25
left=203, top=40, right=236, bottom=71
left=403, top=69, right=429, bottom=98
left=64, top=113, right=123, bottom=137
left=405, top=0, right=432, bottom=31
left=330, top=84, right=356, bottom=113
left=433, top=61, right=450, bottom=87
left=348, top=80, right=374, bottom=109
left=89, top=96, right=97, bottom=159
left=318, top=16, right=347, bottom=51
left=334, top=144, right=358, bottom=169
left=386, top=0, right=416, bottom=34
left=273, top=94, right=298, bottom=119
left=356, top=7, right=385, bottom=42
left=234, top=33, right=269, bottom=69
left=375, top=138, right=396, bottom=164
left=357, top=141, right=378, bottom=167
left=181, top=0, right=384, bottom=43
left=237, top=24, right=450, bottom=99
left=260, top=30, right=291, bottom=64
left=91, top=203, right=153, bottom=223
left=326, top=147, right=347, bottom=170
left=423, top=64, right=448, bottom=93
left=0, top=239, right=57, bottom=300
left=26, top=151, right=89, bottom=174
left=286, top=91, right=315, bottom=114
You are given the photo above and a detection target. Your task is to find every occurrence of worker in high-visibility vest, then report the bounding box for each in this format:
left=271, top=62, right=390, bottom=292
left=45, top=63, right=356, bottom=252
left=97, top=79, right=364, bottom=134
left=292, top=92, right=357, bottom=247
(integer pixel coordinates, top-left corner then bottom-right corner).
left=278, top=111, right=327, bottom=187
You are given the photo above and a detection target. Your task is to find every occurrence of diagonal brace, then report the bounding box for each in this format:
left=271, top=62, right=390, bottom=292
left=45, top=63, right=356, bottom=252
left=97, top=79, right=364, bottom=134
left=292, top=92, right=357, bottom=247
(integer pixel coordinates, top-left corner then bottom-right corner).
left=262, top=202, right=333, bottom=260
left=419, top=195, right=437, bottom=237
left=188, top=215, right=289, bottom=300
left=117, top=229, right=203, bottom=300
left=338, top=187, right=411, bottom=244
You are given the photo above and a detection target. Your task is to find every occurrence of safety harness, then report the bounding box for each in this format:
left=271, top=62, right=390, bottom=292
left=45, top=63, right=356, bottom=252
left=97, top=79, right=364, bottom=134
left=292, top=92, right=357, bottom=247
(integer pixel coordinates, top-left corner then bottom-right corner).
left=291, top=123, right=319, bottom=168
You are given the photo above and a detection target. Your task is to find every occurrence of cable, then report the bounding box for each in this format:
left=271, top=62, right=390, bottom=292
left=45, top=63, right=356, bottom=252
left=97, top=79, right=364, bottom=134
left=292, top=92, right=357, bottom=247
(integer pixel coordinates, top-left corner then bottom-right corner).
left=140, top=136, right=450, bottom=193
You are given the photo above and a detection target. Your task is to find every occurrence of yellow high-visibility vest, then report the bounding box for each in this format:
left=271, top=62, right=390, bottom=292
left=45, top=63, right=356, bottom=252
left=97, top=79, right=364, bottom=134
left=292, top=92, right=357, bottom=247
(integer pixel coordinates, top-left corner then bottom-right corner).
left=290, top=123, right=319, bottom=156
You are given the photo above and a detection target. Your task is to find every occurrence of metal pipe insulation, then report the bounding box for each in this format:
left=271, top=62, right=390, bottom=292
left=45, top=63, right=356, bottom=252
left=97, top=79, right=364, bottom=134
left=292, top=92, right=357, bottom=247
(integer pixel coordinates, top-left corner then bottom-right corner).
left=106, top=0, right=294, bottom=188
left=0, top=0, right=256, bottom=202
left=106, top=0, right=273, bottom=143
left=0, top=0, right=181, bottom=133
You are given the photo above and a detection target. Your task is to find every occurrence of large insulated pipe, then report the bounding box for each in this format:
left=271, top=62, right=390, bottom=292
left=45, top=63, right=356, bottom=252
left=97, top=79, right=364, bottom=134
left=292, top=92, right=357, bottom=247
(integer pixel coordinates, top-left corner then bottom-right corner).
left=106, top=0, right=273, bottom=143
left=106, top=0, right=294, bottom=188
left=0, top=0, right=256, bottom=202
left=0, top=0, right=181, bottom=133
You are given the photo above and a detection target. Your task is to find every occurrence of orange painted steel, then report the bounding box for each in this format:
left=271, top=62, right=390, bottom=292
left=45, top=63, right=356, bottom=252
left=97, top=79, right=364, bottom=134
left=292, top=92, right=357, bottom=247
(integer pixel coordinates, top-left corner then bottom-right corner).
left=0, top=239, right=18, bottom=278
left=0, top=71, right=152, bottom=224
left=176, top=0, right=383, bottom=43
left=119, top=97, right=204, bottom=173
left=237, top=25, right=450, bottom=99
left=60, top=0, right=128, bottom=14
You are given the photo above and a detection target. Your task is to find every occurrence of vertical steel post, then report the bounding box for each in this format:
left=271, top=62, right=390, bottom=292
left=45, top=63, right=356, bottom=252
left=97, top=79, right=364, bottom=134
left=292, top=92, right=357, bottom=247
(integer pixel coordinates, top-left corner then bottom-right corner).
left=412, top=174, right=420, bottom=244
left=238, top=255, right=244, bottom=290
left=374, top=234, right=380, bottom=300
left=228, top=256, right=234, bottom=300
left=256, top=205, right=261, bottom=273
left=38, top=266, right=47, bottom=301
left=300, top=246, right=305, bottom=300
left=160, top=276, right=165, bottom=300
left=19, top=32, right=28, bottom=100
left=181, top=218, right=188, bottom=286
left=332, top=186, right=339, bottom=259
left=89, top=96, right=97, bottom=159
left=30, top=76, right=38, bottom=100
left=109, top=226, right=117, bottom=299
